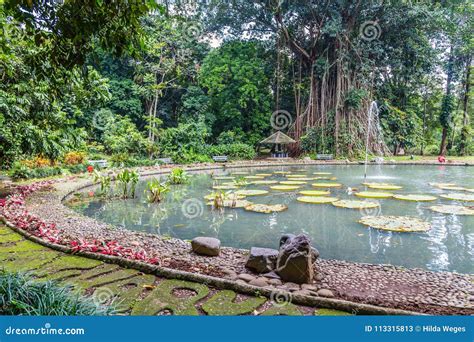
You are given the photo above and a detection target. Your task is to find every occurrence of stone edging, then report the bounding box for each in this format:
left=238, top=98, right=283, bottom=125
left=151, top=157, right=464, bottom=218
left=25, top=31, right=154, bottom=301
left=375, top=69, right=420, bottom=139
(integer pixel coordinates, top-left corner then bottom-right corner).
left=2, top=218, right=421, bottom=316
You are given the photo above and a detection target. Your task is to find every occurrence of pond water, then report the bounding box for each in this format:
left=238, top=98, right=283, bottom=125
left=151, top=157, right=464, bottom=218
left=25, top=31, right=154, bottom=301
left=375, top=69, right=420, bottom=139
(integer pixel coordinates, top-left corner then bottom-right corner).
left=70, top=165, right=474, bottom=274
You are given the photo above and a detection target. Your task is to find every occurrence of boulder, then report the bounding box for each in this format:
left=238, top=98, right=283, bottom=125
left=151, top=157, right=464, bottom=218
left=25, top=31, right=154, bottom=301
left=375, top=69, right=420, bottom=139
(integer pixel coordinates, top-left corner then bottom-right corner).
left=317, top=289, right=335, bottom=298
left=245, top=247, right=279, bottom=273
left=248, top=277, right=268, bottom=287
left=276, top=234, right=314, bottom=284
left=237, top=273, right=256, bottom=282
left=191, top=237, right=220, bottom=256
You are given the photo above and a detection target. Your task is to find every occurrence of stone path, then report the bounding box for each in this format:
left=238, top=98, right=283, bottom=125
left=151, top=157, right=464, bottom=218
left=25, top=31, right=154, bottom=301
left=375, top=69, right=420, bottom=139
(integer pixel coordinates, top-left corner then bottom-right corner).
left=0, top=225, right=350, bottom=316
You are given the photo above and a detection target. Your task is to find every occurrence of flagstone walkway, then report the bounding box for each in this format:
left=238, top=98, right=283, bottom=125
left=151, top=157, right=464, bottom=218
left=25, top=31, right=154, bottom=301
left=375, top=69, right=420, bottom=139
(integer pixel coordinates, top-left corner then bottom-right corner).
left=0, top=225, right=350, bottom=316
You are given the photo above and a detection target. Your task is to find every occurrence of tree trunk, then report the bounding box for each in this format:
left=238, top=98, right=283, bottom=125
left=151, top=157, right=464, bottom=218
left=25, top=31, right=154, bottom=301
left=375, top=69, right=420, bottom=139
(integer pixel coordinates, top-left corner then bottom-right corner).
left=459, top=57, right=471, bottom=155
left=440, top=127, right=448, bottom=156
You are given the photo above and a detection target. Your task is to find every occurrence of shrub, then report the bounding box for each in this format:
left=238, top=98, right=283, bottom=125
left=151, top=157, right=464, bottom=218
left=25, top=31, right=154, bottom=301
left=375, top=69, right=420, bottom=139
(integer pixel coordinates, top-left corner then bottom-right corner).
left=145, top=179, right=169, bottom=203
left=21, top=156, right=55, bottom=168
left=103, top=116, right=151, bottom=156
left=167, top=168, right=189, bottom=184
left=63, top=151, right=86, bottom=165
left=208, top=143, right=256, bottom=160
left=9, top=162, right=31, bottom=180
left=0, top=271, right=113, bottom=315
left=116, top=169, right=139, bottom=198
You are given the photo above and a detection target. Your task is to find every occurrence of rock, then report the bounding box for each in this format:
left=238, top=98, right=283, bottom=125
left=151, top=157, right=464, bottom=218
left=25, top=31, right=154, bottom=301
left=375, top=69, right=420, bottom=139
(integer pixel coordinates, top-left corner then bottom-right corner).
left=315, top=273, right=324, bottom=281
left=282, top=282, right=300, bottom=291
left=191, top=237, right=221, bottom=256
left=248, top=277, right=268, bottom=287
left=235, top=279, right=247, bottom=286
left=317, top=289, right=334, bottom=298
left=279, top=234, right=296, bottom=247
left=292, top=290, right=312, bottom=297
left=222, top=268, right=238, bottom=280
left=301, top=284, right=318, bottom=291
left=262, top=271, right=281, bottom=279
left=268, top=278, right=282, bottom=286
left=245, top=247, right=279, bottom=273
left=237, top=273, right=256, bottom=282
left=276, top=234, right=314, bottom=284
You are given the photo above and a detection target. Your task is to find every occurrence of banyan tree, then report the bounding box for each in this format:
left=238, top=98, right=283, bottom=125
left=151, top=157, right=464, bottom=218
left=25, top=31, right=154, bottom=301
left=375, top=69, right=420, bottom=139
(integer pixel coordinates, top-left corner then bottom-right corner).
left=205, top=0, right=398, bottom=156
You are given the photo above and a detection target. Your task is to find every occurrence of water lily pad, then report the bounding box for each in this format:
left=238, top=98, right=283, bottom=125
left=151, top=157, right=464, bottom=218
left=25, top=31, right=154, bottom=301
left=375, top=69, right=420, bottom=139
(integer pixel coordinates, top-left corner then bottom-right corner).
left=244, top=175, right=265, bottom=180
left=279, top=181, right=307, bottom=185
left=439, top=193, right=474, bottom=202
left=212, top=185, right=238, bottom=190
left=332, top=200, right=379, bottom=209
left=255, top=173, right=272, bottom=177
left=429, top=182, right=456, bottom=187
left=213, top=176, right=235, bottom=180
left=429, top=205, right=474, bottom=215
left=273, top=171, right=291, bottom=174
left=312, top=182, right=342, bottom=188
left=393, top=194, right=437, bottom=202
left=298, top=190, right=330, bottom=196
left=363, top=183, right=402, bottom=190
left=313, top=172, right=332, bottom=175
left=250, top=180, right=279, bottom=185
left=286, top=177, right=315, bottom=181
left=204, top=193, right=246, bottom=201
left=244, top=203, right=288, bottom=213
left=438, top=185, right=466, bottom=191
left=297, top=196, right=339, bottom=204
left=235, top=189, right=269, bottom=196
left=206, top=199, right=253, bottom=208
left=222, top=182, right=242, bottom=187
left=359, top=216, right=431, bottom=232
left=270, top=185, right=301, bottom=191
left=314, top=176, right=337, bottom=180
left=355, top=191, right=393, bottom=199
left=286, top=174, right=308, bottom=178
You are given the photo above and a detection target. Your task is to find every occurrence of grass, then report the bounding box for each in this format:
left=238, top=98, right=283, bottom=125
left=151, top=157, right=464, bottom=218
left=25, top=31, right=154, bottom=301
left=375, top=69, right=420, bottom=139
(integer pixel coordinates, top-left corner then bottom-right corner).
left=388, top=155, right=474, bottom=163
left=0, top=270, right=114, bottom=315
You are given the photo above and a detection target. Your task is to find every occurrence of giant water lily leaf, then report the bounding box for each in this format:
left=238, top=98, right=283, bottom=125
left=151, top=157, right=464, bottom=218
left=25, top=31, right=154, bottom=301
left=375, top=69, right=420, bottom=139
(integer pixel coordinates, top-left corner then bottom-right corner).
left=274, top=171, right=291, bottom=174
left=206, top=199, right=253, bottom=208
left=312, top=182, right=342, bottom=188
left=355, top=191, right=393, bottom=199
left=213, top=176, right=235, bottom=180
left=250, top=180, right=279, bottom=185
left=429, top=182, right=456, bottom=187
left=363, top=183, right=402, bottom=190
left=213, top=185, right=238, bottom=190
left=393, top=194, right=437, bottom=202
left=255, top=173, right=272, bottom=177
left=440, top=193, right=474, bottom=202
left=279, top=181, right=307, bottom=185
left=235, top=189, right=269, bottom=196
left=270, top=185, right=301, bottom=191
left=332, top=200, right=379, bottom=209
left=244, top=203, right=288, bottom=213
left=313, top=172, right=332, bottom=175
left=244, top=175, right=265, bottom=180
left=286, top=174, right=308, bottom=178
left=429, top=205, right=474, bottom=215
left=359, top=216, right=431, bottom=232
left=297, top=196, right=339, bottom=204
left=204, top=193, right=246, bottom=201
left=298, top=190, right=330, bottom=196
left=286, top=177, right=315, bottom=181
left=438, top=185, right=467, bottom=191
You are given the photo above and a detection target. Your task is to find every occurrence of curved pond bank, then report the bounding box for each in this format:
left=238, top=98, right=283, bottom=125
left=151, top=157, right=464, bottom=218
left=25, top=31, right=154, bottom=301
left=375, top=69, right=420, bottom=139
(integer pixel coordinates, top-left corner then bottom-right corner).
left=2, top=161, right=474, bottom=315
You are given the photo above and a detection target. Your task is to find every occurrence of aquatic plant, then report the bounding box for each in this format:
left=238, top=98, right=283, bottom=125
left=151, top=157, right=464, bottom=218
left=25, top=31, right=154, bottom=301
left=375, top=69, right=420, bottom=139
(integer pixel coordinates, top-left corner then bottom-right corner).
left=145, top=179, right=169, bottom=203
left=167, top=168, right=189, bottom=185
left=116, top=169, right=139, bottom=198
left=93, top=170, right=112, bottom=197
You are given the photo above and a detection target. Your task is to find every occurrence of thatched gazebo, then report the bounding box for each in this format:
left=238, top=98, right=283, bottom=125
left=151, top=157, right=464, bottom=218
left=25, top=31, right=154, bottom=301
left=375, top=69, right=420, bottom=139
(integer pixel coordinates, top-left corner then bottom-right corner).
left=259, top=131, right=296, bottom=158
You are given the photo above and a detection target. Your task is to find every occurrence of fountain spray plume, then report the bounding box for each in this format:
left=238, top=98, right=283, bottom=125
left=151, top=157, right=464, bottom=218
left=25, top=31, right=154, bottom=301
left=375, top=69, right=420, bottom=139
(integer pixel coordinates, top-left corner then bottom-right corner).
left=364, top=101, right=385, bottom=179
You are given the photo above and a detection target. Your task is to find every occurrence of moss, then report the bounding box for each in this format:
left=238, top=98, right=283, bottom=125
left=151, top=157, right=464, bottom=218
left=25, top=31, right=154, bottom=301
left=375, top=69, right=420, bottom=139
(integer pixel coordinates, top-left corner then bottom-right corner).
left=201, top=290, right=266, bottom=316
left=132, top=279, right=209, bottom=316
left=260, top=303, right=303, bottom=316
left=315, top=308, right=352, bottom=316
left=0, top=233, right=23, bottom=244
left=0, top=226, right=15, bottom=235
left=0, top=240, right=48, bottom=253
left=0, top=250, right=59, bottom=272
left=97, top=274, right=156, bottom=313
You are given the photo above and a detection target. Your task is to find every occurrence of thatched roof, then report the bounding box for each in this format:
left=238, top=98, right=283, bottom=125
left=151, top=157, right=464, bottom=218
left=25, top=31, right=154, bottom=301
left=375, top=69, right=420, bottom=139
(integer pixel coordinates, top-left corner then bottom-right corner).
left=260, top=131, right=296, bottom=144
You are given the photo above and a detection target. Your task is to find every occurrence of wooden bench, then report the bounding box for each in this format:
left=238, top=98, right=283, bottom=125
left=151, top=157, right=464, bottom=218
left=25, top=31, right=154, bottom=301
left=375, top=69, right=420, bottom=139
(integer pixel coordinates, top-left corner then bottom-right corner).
left=157, top=158, right=173, bottom=165
left=316, top=154, right=333, bottom=160
left=88, top=159, right=108, bottom=168
left=212, top=155, right=228, bottom=162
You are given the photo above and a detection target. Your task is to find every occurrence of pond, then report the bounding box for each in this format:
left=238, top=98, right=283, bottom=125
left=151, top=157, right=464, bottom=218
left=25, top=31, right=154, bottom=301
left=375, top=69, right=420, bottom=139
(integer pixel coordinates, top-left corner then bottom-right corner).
left=69, top=165, right=474, bottom=274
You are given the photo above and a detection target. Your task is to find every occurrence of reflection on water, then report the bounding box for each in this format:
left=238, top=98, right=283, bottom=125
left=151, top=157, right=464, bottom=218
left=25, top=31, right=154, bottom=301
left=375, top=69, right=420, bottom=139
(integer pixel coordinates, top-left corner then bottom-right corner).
left=72, top=165, right=474, bottom=274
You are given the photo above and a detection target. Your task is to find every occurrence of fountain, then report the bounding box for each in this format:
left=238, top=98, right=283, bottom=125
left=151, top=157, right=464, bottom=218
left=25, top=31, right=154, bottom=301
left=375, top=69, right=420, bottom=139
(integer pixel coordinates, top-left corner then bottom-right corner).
left=364, top=101, right=382, bottom=179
